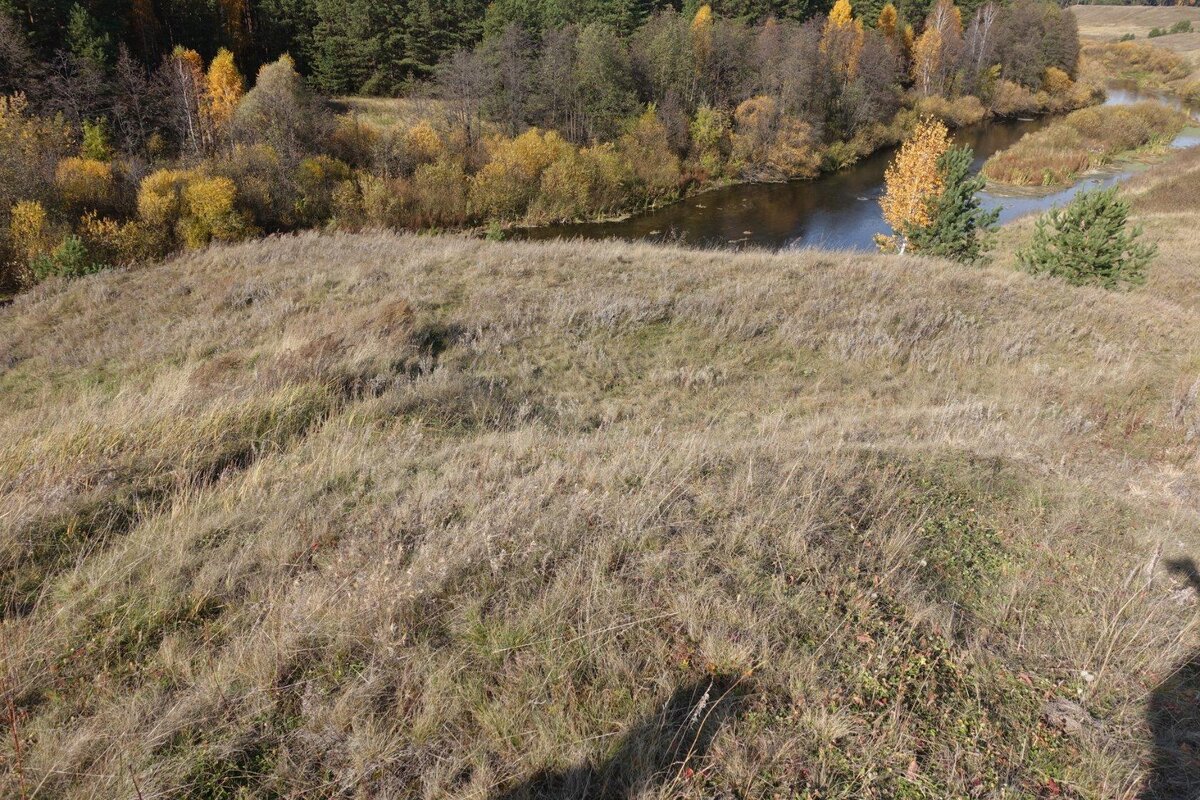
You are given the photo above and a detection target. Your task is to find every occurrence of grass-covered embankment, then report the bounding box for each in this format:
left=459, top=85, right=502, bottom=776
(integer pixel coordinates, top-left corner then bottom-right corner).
left=4, top=149, right=1200, bottom=798
left=982, top=100, right=1187, bottom=187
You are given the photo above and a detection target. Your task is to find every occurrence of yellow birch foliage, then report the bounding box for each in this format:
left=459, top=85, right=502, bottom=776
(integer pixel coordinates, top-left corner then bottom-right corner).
left=879, top=117, right=950, bottom=252
left=912, top=25, right=943, bottom=96
left=821, top=0, right=865, bottom=79
left=9, top=200, right=51, bottom=264
left=692, top=5, right=714, bottom=74
left=205, top=48, right=245, bottom=137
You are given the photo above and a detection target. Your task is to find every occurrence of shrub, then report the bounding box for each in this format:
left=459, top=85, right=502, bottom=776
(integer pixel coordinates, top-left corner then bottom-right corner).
left=619, top=106, right=682, bottom=204
left=914, top=95, right=987, bottom=127
left=9, top=200, right=52, bottom=270
left=30, top=235, right=103, bottom=280
left=989, top=80, right=1039, bottom=117
left=530, top=143, right=632, bottom=223
left=137, top=169, right=251, bottom=251
left=1018, top=187, right=1154, bottom=289
left=1170, top=20, right=1193, bottom=34
left=211, top=143, right=302, bottom=231
left=78, top=211, right=148, bottom=266
left=295, top=155, right=353, bottom=227
left=412, top=160, right=469, bottom=227
left=54, top=157, right=114, bottom=211
left=327, top=114, right=378, bottom=168
left=405, top=120, right=444, bottom=167
left=0, top=95, right=72, bottom=215
left=732, top=96, right=820, bottom=181
left=1118, top=33, right=1135, bottom=42
left=1148, top=27, right=1165, bottom=39
left=180, top=175, right=250, bottom=249
left=470, top=129, right=572, bottom=220
left=80, top=119, right=112, bottom=161
left=689, top=105, right=733, bottom=178
left=233, top=55, right=327, bottom=160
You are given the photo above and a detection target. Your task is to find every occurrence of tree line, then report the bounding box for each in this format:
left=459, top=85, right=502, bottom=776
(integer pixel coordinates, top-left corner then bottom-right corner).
left=0, top=0, right=1087, bottom=294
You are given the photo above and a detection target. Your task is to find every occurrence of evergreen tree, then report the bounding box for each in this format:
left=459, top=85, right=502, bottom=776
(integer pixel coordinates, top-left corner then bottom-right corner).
left=907, top=144, right=997, bottom=263
left=66, top=2, right=112, bottom=67
left=1018, top=187, right=1154, bottom=290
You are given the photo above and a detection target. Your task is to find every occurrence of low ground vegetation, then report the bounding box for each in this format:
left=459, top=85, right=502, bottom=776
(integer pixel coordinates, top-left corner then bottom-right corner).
left=3, top=145, right=1200, bottom=799
left=981, top=100, right=1187, bottom=186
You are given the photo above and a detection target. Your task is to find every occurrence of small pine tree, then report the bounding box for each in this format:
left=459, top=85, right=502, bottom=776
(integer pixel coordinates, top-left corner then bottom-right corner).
left=1018, top=187, right=1154, bottom=290
left=81, top=119, right=112, bottom=161
left=906, top=145, right=998, bottom=264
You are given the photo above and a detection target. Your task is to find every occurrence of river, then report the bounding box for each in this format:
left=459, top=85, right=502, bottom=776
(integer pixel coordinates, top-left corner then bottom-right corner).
left=519, top=86, right=1199, bottom=251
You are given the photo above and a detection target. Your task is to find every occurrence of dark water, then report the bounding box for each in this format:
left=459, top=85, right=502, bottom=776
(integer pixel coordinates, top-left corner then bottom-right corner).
left=520, top=87, right=1198, bottom=252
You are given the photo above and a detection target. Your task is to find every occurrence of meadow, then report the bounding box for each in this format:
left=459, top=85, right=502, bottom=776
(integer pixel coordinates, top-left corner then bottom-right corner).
left=3, top=137, right=1200, bottom=798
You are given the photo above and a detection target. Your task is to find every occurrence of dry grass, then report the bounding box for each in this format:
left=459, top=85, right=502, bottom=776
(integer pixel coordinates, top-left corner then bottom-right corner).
left=1072, top=5, right=1200, bottom=44
left=330, top=97, right=445, bottom=130
left=4, top=150, right=1200, bottom=798
left=982, top=100, right=1187, bottom=186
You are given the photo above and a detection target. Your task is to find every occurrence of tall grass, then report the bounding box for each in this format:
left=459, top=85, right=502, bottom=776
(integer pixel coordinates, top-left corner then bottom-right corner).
left=982, top=101, right=1187, bottom=186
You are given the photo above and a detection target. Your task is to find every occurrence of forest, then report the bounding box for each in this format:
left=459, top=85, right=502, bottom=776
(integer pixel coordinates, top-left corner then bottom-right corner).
left=0, top=0, right=1087, bottom=293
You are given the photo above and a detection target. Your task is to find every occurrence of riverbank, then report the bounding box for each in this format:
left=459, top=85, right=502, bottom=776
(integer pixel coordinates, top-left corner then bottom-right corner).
left=981, top=101, right=1189, bottom=188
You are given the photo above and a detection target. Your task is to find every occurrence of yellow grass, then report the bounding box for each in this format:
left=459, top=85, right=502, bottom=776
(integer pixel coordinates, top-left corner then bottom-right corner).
left=4, top=149, right=1200, bottom=798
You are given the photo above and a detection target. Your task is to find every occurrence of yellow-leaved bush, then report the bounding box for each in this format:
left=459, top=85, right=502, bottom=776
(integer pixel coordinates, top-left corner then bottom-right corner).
left=55, top=157, right=114, bottom=211
left=137, top=168, right=252, bottom=252
left=529, top=143, right=631, bottom=224
left=9, top=200, right=52, bottom=267
left=469, top=128, right=572, bottom=220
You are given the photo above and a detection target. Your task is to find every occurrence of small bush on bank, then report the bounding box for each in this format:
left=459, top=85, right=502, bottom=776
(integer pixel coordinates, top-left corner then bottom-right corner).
left=1018, top=186, right=1154, bottom=289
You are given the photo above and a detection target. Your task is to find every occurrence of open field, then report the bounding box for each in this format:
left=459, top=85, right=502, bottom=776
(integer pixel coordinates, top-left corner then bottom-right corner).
left=1072, top=4, right=1200, bottom=39
left=1072, top=5, right=1200, bottom=68
left=4, top=147, right=1200, bottom=798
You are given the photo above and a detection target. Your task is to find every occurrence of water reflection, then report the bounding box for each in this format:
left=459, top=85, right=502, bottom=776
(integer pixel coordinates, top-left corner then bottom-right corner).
left=519, top=87, right=1198, bottom=252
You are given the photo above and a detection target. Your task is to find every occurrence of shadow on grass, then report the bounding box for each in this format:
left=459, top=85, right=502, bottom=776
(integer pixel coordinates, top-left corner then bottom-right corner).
left=1143, top=558, right=1200, bottom=800
left=493, top=674, right=749, bottom=800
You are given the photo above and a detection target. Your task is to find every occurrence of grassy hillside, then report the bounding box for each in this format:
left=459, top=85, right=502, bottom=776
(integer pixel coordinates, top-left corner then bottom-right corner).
left=1073, top=5, right=1200, bottom=67
left=3, top=149, right=1200, bottom=798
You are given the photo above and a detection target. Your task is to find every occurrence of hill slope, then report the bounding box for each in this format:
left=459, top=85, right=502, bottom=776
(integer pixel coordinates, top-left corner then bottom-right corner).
left=4, top=152, right=1200, bottom=798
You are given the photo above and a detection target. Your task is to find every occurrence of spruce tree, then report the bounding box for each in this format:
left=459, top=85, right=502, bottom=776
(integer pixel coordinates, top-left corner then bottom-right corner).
left=1017, top=187, right=1154, bottom=291
left=907, top=144, right=998, bottom=264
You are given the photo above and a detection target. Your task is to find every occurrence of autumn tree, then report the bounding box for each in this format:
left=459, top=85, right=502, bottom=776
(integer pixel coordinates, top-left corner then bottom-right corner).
left=821, top=0, right=865, bottom=81
left=878, top=3, right=898, bottom=44
left=165, top=46, right=208, bottom=155
left=879, top=116, right=950, bottom=253
left=906, top=144, right=998, bottom=263
left=205, top=48, right=245, bottom=144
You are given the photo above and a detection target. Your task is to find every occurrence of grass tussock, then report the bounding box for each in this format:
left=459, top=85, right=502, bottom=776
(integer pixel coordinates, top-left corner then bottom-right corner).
left=981, top=100, right=1187, bottom=186
left=4, top=151, right=1200, bottom=798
